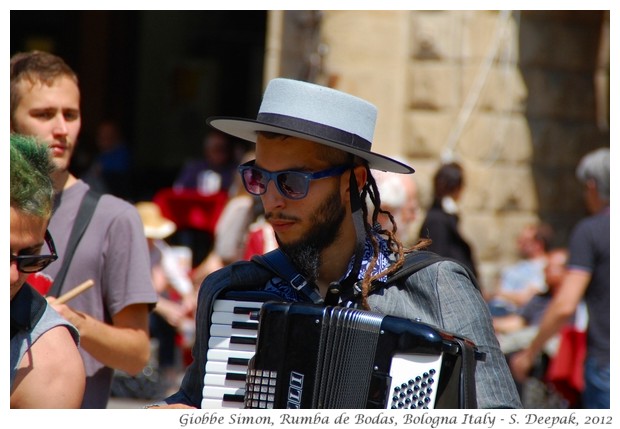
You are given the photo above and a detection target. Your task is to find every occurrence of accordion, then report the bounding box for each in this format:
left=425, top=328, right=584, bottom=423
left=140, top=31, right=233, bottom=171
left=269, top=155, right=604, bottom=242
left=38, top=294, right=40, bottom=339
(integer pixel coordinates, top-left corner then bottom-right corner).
left=245, top=301, right=485, bottom=409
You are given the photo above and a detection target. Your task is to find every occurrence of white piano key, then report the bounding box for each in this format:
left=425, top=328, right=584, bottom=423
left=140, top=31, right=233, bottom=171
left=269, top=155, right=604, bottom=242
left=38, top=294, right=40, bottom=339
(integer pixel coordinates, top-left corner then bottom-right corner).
left=204, top=373, right=247, bottom=388
left=207, top=348, right=255, bottom=362
left=205, top=360, right=249, bottom=375
left=209, top=336, right=256, bottom=352
left=202, top=385, right=246, bottom=399
left=212, top=311, right=257, bottom=324
left=213, top=300, right=264, bottom=313
left=210, top=324, right=258, bottom=338
left=201, top=398, right=245, bottom=409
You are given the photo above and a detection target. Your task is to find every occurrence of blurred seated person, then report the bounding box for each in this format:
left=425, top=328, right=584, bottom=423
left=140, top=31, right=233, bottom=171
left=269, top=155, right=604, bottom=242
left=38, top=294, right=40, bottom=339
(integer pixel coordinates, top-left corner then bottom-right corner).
left=495, top=248, right=583, bottom=406
left=488, top=223, right=553, bottom=316
left=494, top=248, right=571, bottom=356
left=136, top=202, right=195, bottom=386
left=173, top=130, right=238, bottom=196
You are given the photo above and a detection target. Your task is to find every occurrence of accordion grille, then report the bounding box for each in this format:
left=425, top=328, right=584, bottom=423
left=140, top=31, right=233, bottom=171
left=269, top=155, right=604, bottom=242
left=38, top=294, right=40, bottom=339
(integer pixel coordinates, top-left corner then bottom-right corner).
left=315, top=307, right=384, bottom=408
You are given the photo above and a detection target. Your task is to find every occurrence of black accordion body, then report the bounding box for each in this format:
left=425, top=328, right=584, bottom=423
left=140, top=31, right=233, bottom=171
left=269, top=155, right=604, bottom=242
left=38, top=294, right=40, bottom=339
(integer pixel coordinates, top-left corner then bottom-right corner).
left=244, top=302, right=484, bottom=409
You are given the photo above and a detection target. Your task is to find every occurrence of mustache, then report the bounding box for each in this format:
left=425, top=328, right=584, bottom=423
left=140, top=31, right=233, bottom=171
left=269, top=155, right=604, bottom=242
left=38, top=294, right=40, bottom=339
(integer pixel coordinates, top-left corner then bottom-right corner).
left=265, top=212, right=300, bottom=222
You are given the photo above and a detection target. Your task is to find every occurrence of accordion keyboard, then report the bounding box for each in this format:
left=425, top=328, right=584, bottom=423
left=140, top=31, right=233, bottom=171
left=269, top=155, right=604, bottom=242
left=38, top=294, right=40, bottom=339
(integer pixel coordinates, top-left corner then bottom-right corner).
left=201, top=299, right=263, bottom=409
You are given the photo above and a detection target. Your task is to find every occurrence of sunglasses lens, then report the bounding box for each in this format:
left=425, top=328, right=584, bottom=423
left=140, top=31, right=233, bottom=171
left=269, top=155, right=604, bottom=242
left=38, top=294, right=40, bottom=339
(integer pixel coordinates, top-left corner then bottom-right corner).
left=243, top=167, right=267, bottom=195
left=18, top=256, right=54, bottom=273
left=277, top=172, right=308, bottom=199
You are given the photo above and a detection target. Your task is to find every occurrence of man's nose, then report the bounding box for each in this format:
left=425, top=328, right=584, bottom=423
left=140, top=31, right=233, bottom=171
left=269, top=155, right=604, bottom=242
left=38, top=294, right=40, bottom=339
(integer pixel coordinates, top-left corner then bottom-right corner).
left=52, top=115, right=69, bottom=135
left=10, top=260, right=20, bottom=284
left=261, top=180, right=286, bottom=210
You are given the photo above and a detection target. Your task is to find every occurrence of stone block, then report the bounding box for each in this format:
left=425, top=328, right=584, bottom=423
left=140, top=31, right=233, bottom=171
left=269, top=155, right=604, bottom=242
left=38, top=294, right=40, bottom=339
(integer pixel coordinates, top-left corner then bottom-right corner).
left=459, top=65, right=527, bottom=113
left=406, top=61, right=459, bottom=110
left=460, top=212, right=500, bottom=262
left=464, top=162, right=538, bottom=213
left=460, top=11, right=514, bottom=61
left=457, top=112, right=533, bottom=163
left=409, top=11, right=460, bottom=60
left=404, top=111, right=455, bottom=158
left=323, top=11, right=407, bottom=68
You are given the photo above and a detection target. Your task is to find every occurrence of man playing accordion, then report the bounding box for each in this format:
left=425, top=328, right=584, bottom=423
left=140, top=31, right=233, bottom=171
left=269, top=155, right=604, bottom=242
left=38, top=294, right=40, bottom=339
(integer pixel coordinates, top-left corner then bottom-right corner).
left=154, top=78, right=521, bottom=409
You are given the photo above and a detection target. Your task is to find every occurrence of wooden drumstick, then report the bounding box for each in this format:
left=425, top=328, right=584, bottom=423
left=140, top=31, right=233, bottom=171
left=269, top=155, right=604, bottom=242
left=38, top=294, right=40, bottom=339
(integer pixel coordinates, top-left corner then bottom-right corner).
left=55, top=279, right=95, bottom=305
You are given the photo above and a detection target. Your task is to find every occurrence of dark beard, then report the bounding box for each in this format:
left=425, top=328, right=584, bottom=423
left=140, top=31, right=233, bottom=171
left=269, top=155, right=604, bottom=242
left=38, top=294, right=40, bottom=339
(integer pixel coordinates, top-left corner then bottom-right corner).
left=277, top=187, right=346, bottom=284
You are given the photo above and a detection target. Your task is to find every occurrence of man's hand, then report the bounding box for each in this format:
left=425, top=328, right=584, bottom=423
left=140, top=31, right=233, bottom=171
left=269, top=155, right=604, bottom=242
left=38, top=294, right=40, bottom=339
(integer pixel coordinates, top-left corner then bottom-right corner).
left=509, top=348, right=535, bottom=383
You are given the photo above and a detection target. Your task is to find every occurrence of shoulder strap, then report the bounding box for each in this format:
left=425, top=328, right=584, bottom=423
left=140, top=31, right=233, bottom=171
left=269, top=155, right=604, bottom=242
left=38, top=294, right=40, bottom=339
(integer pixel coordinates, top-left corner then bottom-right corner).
left=454, top=337, right=480, bottom=408
left=251, top=249, right=324, bottom=304
left=48, top=189, right=101, bottom=297
left=11, top=283, right=48, bottom=339
left=384, top=250, right=481, bottom=292
left=384, top=250, right=446, bottom=287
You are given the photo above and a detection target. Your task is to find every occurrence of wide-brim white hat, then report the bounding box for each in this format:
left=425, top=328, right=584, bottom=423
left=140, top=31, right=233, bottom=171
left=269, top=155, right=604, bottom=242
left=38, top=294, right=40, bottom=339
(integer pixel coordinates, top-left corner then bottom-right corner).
left=136, top=202, right=177, bottom=240
left=207, top=78, right=414, bottom=174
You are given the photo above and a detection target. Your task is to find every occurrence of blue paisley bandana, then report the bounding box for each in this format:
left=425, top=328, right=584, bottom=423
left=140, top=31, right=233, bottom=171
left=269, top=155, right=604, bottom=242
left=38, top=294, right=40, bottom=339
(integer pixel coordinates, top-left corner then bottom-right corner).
left=262, top=232, right=395, bottom=303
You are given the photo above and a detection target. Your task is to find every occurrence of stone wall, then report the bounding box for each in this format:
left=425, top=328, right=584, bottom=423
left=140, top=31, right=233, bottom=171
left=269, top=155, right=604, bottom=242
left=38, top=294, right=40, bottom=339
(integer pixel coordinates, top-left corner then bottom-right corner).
left=271, top=10, right=609, bottom=293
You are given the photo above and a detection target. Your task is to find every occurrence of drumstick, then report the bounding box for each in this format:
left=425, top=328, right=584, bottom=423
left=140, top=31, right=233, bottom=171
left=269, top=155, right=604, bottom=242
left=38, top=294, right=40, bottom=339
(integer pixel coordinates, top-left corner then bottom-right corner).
left=55, top=279, right=95, bottom=305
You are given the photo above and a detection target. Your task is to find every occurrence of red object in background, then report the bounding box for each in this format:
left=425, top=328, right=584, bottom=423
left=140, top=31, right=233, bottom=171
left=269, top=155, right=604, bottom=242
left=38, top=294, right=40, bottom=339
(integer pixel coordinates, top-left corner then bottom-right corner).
left=27, top=272, right=54, bottom=295
left=545, top=325, right=587, bottom=407
left=153, top=188, right=228, bottom=234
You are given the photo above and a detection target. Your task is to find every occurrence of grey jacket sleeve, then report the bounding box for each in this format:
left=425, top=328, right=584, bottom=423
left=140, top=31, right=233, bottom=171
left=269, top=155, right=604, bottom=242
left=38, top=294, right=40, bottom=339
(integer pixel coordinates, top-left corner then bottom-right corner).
left=368, top=260, right=522, bottom=409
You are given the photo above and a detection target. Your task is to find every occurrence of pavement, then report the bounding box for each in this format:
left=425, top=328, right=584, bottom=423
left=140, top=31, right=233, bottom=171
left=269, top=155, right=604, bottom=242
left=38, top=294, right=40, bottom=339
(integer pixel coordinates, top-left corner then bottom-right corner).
left=107, top=396, right=154, bottom=409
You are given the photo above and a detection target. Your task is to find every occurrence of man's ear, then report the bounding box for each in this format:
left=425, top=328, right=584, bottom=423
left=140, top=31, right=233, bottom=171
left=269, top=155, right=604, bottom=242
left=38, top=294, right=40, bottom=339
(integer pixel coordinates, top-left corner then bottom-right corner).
left=353, top=165, right=367, bottom=193
left=342, top=165, right=367, bottom=195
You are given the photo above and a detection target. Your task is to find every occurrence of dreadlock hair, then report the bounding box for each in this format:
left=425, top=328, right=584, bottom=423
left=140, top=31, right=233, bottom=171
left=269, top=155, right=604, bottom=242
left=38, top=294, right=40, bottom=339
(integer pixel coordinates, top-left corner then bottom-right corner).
left=355, top=165, right=403, bottom=309
left=10, top=133, right=55, bottom=219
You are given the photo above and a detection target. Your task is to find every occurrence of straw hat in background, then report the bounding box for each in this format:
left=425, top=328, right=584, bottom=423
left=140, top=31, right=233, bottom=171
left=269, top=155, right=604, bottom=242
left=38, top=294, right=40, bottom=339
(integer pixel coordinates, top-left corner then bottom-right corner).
left=135, top=201, right=176, bottom=240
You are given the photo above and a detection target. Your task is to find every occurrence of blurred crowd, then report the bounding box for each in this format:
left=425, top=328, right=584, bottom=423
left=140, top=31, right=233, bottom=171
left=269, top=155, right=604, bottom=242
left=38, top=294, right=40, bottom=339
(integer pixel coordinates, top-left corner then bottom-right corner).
left=10, top=50, right=609, bottom=409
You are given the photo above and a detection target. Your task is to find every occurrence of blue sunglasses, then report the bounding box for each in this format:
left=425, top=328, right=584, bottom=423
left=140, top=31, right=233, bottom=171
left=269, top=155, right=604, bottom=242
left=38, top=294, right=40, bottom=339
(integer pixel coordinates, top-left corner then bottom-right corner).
left=238, top=160, right=352, bottom=200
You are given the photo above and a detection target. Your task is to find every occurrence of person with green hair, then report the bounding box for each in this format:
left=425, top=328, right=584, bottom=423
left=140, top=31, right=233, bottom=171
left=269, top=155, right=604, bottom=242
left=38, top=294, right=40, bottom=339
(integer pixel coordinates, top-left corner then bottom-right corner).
left=10, top=133, right=85, bottom=408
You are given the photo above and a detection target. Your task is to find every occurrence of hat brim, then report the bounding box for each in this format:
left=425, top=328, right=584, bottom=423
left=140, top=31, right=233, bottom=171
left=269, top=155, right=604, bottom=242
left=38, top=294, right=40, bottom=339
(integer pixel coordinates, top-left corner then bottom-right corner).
left=208, top=117, right=414, bottom=174
left=144, top=221, right=176, bottom=240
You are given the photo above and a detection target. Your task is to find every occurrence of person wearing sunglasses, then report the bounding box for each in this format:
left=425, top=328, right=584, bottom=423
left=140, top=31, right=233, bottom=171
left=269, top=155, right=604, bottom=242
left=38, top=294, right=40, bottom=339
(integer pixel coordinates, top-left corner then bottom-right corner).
left=11, top=50, right=158, bottom=409
left=10, top=134, right=85, bottom=408
left=156, top=78, right=521, bottom=409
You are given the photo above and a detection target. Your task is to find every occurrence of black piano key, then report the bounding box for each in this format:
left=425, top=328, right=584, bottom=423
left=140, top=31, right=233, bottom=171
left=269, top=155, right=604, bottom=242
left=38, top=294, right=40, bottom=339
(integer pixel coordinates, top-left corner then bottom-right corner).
left=228, top=357, right=250, bottom=366
left=223, top=394, right=245, bottom=403
left=226, top=373, right=247, bottom=381
left=230, top=336, right=257, bottom=345
left=233, top=306, right=261, bottom=314
left=232, top=321, right=259, bottom=330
